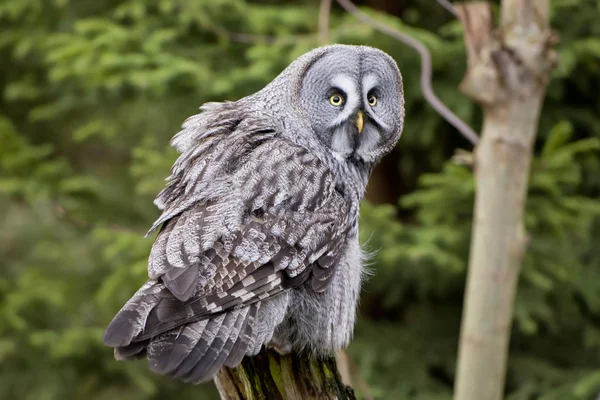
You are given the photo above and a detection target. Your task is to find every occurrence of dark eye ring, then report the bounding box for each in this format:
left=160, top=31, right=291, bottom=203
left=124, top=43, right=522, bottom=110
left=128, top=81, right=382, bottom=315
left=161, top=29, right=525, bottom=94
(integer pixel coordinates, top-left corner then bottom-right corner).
left=329, top=94, right=344, bottom=106
left=368, top=95, right=377, bottom=106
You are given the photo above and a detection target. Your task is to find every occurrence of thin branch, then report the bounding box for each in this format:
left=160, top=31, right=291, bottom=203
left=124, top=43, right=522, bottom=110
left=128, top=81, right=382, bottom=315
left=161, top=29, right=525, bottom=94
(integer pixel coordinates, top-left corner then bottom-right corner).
left=436, top=0, right=458, bottom=17
left=336, top=0, right=480, bottom=145
left=319, top=0, right=333, bottom=44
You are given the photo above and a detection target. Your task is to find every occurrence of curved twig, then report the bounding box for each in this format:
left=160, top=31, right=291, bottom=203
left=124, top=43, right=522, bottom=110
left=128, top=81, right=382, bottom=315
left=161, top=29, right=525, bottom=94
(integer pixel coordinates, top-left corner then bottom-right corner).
left=437, top=0, right=458, bottom=17
left=336, top=0, right=480, bottom=145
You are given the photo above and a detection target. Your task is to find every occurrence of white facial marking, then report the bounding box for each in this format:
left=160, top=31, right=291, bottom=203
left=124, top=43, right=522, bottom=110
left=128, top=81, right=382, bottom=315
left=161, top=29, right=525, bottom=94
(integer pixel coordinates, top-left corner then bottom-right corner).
left=361, top=74, right=390, bottom=130
left=330, top=74, right=359, bottom=126
left=332, top=74, right=359, bottom=101
left=362, top=74, right=379, bottom=96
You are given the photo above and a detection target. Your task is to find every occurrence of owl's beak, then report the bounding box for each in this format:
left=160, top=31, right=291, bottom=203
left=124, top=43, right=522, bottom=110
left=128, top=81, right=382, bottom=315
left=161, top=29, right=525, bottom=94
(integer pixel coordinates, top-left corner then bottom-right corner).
left=355, top=111, right=364, bottom=133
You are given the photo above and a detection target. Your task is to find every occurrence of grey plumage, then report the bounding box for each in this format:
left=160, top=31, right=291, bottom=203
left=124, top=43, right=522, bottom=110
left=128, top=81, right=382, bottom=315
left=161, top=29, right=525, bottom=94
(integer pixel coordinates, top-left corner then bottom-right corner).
left=103, top=44, right=404, bottom=383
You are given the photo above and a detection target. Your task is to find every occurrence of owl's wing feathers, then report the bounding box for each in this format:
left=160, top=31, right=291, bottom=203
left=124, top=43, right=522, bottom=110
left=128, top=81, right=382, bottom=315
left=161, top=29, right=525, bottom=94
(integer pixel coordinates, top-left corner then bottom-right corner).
left=147, top=131, right=349, bottom=303
left=103, top=107, right=350, bottom=382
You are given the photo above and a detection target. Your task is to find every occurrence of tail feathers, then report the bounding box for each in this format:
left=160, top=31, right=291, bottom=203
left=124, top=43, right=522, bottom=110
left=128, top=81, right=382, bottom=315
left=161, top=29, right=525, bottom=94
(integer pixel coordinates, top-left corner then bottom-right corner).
left=103, top=279, right=207, bottom=347
left=148, top=316, right=221, bottom=378
left=224, top=302, right=258, bottom=368
left=247, top=288, right=287, bottom=355
left=201, top=307, right=249, bottom=378
left=144, top=298, right=286, bottom=384
left=104, top=283, right=290, bottom=383
left=163, top=320, right=210, bottom=374
left=114, top=340, right=149, bottom=360
left=103, top=280, right=163, bottom=347
left=147, top=306, right=254, bottom=383
left=180, top=311, right=242, bottom=382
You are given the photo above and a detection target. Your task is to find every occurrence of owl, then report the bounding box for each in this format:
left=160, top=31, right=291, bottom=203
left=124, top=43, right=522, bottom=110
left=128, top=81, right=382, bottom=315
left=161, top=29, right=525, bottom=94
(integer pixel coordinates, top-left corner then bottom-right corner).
left=103, top=44, right=404, bottom=383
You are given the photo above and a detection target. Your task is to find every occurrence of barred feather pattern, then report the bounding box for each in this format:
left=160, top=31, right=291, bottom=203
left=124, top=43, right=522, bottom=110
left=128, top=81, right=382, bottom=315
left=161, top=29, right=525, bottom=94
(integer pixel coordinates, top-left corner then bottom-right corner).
left=103, top=104, right=356, bottom=383
left=103, top=44, right=404, bottom=384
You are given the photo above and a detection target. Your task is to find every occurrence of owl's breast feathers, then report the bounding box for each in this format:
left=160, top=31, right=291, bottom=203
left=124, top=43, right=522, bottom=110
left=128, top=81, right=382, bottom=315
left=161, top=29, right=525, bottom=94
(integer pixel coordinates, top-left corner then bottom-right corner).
left=103, top=102, right=354, bottom=383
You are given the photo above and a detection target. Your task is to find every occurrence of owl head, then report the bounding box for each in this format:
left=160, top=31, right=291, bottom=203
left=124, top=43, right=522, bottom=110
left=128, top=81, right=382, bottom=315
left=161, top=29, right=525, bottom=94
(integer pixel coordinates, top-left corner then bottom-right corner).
left=289, top=45, right=404, bottom=164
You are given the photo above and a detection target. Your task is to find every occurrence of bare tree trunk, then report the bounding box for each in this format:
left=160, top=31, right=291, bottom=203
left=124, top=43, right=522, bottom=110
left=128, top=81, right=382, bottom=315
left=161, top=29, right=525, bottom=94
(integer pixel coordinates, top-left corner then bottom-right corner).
left=453, top=1, right=557, bottom=400
left=214, top=348, right=356, bottom=400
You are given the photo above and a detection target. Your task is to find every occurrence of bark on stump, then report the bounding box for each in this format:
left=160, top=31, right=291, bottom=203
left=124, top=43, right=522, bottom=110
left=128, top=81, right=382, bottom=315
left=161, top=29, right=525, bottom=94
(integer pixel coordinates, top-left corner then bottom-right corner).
left=215, top=348, right=356, bottom=400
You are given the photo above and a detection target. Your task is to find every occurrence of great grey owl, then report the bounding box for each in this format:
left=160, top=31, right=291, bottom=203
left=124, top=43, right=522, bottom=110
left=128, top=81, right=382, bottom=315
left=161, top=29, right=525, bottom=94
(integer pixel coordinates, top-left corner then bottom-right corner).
left=103, top=44, right=404, bottom=383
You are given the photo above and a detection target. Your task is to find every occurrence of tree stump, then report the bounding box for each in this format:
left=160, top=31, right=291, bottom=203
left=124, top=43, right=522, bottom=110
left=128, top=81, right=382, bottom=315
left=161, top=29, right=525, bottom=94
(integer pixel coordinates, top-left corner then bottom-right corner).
left=214, top=348, right=356, bottom=400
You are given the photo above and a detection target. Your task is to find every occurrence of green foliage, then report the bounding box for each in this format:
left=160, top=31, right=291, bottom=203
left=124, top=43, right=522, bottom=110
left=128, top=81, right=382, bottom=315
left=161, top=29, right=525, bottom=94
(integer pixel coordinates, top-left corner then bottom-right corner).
left=1, top=0, right=600, bottom=399
left=357, top=121, right=600, bottom=398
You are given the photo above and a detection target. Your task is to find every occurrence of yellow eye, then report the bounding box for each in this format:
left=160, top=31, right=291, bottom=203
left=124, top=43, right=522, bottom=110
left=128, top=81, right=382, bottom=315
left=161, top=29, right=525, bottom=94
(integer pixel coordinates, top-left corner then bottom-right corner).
left=368, top=95, right=377, bottom=106
left=329, top=94, right=344, bottom=106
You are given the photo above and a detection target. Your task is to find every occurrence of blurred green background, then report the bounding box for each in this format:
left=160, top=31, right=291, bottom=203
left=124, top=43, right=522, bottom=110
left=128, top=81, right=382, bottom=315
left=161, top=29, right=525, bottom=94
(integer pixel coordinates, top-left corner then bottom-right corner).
left=1, top=0, right=600, bottom=399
